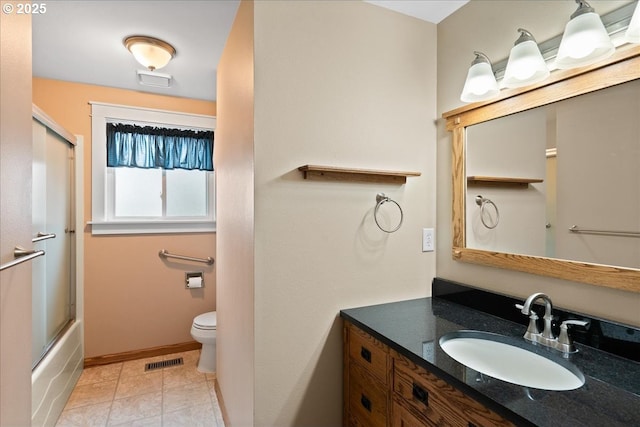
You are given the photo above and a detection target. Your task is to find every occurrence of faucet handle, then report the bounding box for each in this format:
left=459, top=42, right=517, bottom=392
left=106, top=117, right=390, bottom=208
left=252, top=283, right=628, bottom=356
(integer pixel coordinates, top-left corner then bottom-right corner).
left=557, top=319, right=590, bottom=353
left=516, top=304, right=541, bottom=340
left=561, top=319, right=590, bottom=328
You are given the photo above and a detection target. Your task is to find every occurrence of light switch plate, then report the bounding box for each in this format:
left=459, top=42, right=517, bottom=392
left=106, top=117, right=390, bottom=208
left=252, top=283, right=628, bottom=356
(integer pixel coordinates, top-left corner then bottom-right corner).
left=422, top=228, right=434, bottom=252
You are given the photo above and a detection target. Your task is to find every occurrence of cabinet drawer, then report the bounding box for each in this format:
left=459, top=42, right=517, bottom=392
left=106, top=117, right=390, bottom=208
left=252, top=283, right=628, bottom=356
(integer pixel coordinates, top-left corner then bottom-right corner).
left=392, top=398, right=434, bottom=427
left=348, top=324, right=389, bottom=384
left=349, top=361, right=388, bottom=427
left=393, top=352, right=513, bottom=427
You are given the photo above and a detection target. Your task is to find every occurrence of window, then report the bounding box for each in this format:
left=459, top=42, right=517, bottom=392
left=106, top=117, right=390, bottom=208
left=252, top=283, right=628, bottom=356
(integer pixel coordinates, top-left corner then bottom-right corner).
left=90, top=103, right=216, bottom=235
left=110, top=165, right=209, bottom=217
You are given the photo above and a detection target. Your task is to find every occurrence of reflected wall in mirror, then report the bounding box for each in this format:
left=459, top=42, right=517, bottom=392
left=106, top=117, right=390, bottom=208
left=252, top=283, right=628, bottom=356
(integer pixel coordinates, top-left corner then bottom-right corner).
left=443, top=46, right=640, bottom=293
left=466, top=80, right=640, bottom=269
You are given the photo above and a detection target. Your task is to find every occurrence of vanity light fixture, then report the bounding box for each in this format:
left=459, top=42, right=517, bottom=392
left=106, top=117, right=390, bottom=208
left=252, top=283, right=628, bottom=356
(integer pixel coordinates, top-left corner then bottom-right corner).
left=625, top=1, right=640, bottom=43
left=124, top=35, right=176, bottom=71
left=460, top=51, right=499, bottom=103
left=503, top=29, right=550, bottom=89
left=555, top=0, right=614, bottom=69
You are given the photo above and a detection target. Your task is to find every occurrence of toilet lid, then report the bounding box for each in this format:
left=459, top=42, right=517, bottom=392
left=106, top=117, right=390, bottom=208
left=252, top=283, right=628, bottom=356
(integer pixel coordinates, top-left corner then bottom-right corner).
left=194, top=311, right=217, bottom=330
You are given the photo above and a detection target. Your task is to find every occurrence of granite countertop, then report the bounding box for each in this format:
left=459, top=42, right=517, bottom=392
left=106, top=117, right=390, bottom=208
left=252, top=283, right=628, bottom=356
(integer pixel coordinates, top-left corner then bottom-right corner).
left=340, top=281, right=640, bottom=427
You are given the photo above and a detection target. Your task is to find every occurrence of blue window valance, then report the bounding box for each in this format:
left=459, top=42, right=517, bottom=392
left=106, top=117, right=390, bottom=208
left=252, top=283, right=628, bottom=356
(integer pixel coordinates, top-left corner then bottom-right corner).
left=107, top=123, right=214, bottom=171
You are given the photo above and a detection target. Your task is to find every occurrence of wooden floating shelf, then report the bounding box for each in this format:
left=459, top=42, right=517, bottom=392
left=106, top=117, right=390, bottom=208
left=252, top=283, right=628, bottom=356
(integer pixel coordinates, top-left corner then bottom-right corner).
left=298, top=165, right=421, bottom=184
left=467, top=176, right=544, bottom=188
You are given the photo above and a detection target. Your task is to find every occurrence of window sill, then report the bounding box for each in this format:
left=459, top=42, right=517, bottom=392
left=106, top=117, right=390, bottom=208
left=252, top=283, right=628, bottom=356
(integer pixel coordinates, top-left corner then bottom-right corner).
left=88, top=220, right=216, bottom=235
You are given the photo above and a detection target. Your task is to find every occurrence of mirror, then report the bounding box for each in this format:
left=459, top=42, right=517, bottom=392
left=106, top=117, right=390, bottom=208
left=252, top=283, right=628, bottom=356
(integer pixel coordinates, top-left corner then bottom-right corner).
left=443, top=46, right=640, bottom=293
left=466, top=79, right=640, bottom=269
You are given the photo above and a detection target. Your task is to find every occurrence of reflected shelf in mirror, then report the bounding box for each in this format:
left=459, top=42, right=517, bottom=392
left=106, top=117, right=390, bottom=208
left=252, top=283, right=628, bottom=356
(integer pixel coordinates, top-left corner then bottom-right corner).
left=467, top=176, right=544, bottom=188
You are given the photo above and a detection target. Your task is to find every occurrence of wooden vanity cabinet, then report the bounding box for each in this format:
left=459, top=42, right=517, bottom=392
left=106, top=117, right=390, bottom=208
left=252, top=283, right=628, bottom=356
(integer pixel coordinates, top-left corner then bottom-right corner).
left=344, top=322, right=514, bottom=427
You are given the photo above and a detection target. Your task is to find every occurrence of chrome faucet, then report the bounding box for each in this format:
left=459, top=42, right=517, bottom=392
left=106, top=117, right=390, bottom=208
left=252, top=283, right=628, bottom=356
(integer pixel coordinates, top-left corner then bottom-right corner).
left=517, top=292, right=589, bottom=354
left=519, top=292, right=555, bottom=343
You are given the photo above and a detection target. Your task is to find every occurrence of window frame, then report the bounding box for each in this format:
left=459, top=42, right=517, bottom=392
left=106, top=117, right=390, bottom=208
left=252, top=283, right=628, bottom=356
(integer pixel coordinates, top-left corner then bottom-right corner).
left=90, top=102, right=216, bottom=235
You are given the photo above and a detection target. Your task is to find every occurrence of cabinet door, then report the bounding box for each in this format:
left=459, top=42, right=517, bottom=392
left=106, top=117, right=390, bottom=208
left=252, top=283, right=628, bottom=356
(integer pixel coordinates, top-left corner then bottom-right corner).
left=349, top=361, right=388, bottom=427
left=345, top=322, right=390, bottom=427
left=348, top=323, right=389, bottom=383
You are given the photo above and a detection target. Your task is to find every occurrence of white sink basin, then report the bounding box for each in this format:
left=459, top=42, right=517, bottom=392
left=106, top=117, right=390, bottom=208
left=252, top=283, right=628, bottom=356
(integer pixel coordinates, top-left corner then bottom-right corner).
left=439, top=330, right=585, bottom=391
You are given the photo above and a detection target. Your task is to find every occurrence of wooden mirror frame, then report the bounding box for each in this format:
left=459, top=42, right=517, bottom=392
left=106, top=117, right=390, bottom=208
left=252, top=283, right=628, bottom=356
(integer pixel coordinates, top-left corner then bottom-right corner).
left=442, top=45, right=640, bottom=293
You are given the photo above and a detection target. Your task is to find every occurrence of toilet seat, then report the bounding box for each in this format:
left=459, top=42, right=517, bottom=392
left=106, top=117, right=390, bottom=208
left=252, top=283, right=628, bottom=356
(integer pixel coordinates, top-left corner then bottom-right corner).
left=193, top=311, right=217, bottom=330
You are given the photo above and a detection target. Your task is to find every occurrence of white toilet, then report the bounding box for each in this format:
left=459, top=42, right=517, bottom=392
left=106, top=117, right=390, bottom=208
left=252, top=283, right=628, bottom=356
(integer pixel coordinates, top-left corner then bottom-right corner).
left=190, top=311, right=217, bottom=373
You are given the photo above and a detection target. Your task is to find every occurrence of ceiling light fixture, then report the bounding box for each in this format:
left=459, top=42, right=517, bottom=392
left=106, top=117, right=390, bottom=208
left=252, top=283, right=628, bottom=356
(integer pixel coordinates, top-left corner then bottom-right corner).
left=625, top=1, right=640, bottom=43
left=555, top=0, right=614, bottom=69
left=460, top=51, right=499, bottom=103
left=503, top=29, right=549, bottom=88
left=124, top=35, right=176, bottom=71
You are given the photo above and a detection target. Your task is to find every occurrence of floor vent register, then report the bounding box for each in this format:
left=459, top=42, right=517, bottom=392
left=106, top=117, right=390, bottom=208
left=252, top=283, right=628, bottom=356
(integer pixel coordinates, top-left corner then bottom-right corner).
left=144, top=357, right=184, bottom=372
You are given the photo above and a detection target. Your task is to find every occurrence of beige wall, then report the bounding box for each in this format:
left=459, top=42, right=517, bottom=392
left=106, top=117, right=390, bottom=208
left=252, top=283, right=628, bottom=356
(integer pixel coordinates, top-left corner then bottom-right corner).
left=32, top=78, right=218, bottom=357
left=0, top=5, right=33, bottom=425
left=215, top=0, right=256, bottom=425
left=437, top=0, right=640, bottom=327
left=216, top=1, right=436, bottom=425
left=253, top=1, right=436, bottom=423
left=555, top=81, right=640, bottom=268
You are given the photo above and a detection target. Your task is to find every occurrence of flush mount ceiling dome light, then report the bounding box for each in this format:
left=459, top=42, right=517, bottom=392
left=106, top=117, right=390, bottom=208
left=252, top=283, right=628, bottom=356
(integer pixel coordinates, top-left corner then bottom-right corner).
left=555, top=0, right=614, bottom=69
left=503, top=29, right=550, bottom=89
left=460, top=51, right=499, bottom=103
left=124, top=35, right=176, bottom=71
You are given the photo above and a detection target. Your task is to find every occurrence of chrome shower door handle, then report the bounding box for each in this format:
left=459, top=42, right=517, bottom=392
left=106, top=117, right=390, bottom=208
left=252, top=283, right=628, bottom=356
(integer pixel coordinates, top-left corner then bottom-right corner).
left=14, top=246, right=39, bottom=257
left=32, top=232, right=56, bottom=243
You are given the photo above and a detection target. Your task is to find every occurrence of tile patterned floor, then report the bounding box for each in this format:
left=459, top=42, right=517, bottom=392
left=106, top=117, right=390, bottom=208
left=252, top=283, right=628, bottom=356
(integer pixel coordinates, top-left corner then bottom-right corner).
left=55, top=350, right=225, bottom=427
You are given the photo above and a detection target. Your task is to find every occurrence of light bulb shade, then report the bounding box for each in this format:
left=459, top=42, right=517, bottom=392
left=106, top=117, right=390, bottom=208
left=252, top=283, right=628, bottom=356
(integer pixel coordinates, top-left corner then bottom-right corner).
left=460, top=54, right=499, bottom=103
left=625, top=2, right=640, bottom=43
left=124, top=36, right=176, bottom=71
left=503, top=32, right=549, bottom=88
left=555, top=12, right=614, bottom=69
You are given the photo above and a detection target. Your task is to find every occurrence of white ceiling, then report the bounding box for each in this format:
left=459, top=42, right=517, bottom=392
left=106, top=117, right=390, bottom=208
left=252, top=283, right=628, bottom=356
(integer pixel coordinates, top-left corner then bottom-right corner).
left=32, top=1, right=468, bottom=102
left=32, top=1, right=241, bottom=101
left=364, top=1, right=468, bottom=24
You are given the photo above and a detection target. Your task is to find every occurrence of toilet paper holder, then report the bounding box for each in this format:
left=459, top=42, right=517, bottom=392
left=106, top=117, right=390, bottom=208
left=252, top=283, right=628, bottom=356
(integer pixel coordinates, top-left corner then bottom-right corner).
left=185, top=272, right=204, bottom=289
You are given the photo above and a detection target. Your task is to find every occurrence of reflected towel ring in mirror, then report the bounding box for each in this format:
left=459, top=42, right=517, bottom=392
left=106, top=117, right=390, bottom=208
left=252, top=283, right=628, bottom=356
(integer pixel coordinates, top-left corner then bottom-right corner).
left=374, top=193, right=403, bottom=233
left=475, top=195, right=500, bottom=229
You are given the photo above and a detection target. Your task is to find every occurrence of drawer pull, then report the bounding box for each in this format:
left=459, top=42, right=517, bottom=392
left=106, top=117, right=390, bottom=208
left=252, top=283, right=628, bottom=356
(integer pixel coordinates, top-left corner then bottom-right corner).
left=360, top=394, right=372, bottom=412
left=360, top=346, right=372, bottom=363
left=412, top=383, right=429, bottom=406
left=468, top=423, right=477, bottom=427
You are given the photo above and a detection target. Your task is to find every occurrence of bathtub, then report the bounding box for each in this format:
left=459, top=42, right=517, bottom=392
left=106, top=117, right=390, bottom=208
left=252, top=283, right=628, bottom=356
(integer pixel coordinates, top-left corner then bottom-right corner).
left=32, top=320, right=83, bottom=427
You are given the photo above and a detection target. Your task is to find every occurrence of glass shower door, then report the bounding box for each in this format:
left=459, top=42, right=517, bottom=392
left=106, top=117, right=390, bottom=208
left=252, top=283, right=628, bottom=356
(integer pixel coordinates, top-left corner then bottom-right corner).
left=31, top=119, right=75, bottom=368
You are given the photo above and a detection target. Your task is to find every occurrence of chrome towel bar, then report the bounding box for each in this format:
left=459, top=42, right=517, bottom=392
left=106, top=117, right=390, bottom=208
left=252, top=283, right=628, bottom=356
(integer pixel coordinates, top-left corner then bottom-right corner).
left=569, top=225, right=640, bottom=237
left=0, top=246, right=45, bottom=272
left=159, top=249, right=214, bottom=265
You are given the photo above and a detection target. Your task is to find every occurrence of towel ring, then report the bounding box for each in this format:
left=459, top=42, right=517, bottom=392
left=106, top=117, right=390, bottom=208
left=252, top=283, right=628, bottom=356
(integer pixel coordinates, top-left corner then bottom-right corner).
left=374, top=193, right=403, bottom=233
left=475, top=195, right=499, bottom=229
